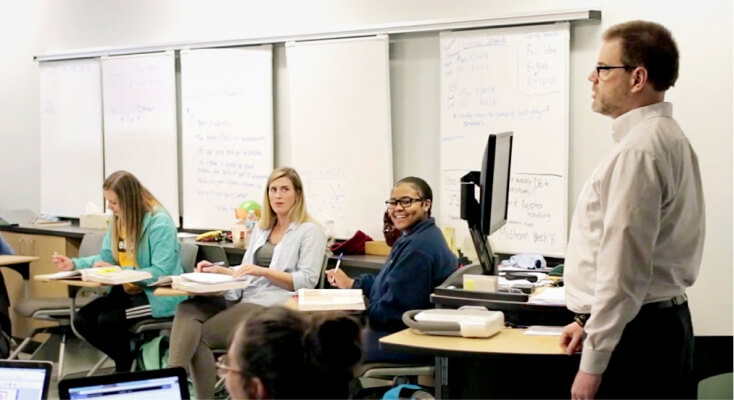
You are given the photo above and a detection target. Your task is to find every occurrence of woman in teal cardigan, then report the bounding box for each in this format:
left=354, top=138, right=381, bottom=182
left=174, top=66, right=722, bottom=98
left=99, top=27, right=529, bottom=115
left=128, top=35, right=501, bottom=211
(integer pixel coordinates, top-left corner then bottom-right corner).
left=52, top=170, right=186, bottom=371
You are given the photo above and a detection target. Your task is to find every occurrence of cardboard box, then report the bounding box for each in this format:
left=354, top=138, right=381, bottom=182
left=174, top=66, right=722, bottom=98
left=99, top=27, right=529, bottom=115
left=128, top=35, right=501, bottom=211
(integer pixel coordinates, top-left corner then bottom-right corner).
left=365, top=240, right=391, bottom=256
left=80, top=213, right=112, bottom=230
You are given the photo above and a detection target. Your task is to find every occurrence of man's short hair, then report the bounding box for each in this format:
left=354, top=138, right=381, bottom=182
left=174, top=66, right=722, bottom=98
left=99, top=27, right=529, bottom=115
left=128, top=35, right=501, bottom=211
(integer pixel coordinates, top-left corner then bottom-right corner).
left=604, top=20, right=679, bottom=91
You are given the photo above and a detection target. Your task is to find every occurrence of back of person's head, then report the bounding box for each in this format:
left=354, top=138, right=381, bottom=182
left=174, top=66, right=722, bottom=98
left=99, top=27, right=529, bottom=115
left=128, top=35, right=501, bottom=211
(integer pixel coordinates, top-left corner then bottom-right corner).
left=259, top=167, right=313, bottom=229
left=603, top=20, right=679, bottom=91
left=103, top=170, right=160, bottom=253
left=395, top=176, right=434, bottom=216
left=228, top=306, right=362, bottom=399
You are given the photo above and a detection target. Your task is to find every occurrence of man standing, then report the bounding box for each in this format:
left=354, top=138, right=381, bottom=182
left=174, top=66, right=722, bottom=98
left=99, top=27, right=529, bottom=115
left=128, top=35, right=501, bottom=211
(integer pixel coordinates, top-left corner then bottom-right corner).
left=560, top=21, right=704, bottom=399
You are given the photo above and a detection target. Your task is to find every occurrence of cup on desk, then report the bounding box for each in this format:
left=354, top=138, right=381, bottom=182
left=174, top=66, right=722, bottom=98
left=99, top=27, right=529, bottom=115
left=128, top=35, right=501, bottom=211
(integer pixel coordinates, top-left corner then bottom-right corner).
left=463, top=274, right=498, bottom=292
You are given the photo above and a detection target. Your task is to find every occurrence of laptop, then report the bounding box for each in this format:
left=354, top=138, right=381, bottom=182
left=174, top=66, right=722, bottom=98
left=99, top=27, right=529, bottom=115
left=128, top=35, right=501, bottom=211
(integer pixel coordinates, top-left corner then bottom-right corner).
left=0, top=360, right=53, bottom=400
left=58, top=367, right=189, bottom=400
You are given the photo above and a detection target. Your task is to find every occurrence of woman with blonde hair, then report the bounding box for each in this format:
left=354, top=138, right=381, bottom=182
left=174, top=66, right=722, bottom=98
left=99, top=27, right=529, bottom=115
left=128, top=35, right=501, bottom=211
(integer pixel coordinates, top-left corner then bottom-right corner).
left=168, top=167, right=327, bottom=400
left=52, top=170, right=186, bottom=372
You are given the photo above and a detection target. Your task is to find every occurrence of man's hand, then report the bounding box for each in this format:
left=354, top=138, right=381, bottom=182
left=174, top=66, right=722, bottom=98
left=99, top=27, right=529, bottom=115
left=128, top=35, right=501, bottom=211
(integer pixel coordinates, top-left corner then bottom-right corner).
left=559, top=321, right=584, bottom=355
left=571, top=370, right=602, bottom=400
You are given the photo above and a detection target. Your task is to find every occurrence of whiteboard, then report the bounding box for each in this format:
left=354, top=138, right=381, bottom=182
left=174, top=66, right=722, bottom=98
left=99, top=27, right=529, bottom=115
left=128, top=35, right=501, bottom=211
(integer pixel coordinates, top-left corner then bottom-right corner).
left=287, top=35, right=393, bottom=240
left=439, top=23, right=569, bottom=257
left=101, top=52, right=179, bottom=225
left=39, top=59, right=104, bottom=217
left=180, top=46, right=274, bottom=230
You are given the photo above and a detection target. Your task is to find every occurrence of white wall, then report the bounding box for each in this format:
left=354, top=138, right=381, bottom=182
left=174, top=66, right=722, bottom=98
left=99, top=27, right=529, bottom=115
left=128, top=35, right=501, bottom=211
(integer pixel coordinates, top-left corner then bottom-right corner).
left=0, top=0, right=730, bottom=335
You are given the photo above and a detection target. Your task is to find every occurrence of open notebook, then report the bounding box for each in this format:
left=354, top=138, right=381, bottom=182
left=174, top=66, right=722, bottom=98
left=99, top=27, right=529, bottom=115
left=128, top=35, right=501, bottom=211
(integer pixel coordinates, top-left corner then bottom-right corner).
left=297, top=288, right=366, bottom=311
left=43, top=266, right=152, bottom=285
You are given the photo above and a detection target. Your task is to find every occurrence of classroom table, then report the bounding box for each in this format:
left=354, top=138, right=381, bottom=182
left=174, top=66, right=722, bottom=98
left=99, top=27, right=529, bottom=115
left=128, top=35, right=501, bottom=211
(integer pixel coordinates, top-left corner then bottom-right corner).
left=379, top=327, right=579, bottom=399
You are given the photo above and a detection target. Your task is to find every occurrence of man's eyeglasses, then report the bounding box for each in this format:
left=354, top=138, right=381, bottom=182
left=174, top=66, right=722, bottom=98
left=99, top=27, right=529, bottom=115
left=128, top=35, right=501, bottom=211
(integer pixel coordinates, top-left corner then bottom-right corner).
left=594, top=65, right=635, bottom=77
left=385, top=197, right=423, bottom=209
left=216, top=354, right=243, bottom=378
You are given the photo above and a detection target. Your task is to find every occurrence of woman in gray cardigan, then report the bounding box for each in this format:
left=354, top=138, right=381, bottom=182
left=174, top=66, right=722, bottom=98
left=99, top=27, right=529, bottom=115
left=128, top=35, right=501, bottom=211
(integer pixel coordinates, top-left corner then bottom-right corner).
left=167, top=167, right=326, bottom=400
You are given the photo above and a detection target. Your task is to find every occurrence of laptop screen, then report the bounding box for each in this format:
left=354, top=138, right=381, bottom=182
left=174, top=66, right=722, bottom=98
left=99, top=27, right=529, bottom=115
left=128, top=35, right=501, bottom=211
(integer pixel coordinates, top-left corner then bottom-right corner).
left=59, top=368, right=189, bottom=400
left=0, top=361, right=52, bottom=400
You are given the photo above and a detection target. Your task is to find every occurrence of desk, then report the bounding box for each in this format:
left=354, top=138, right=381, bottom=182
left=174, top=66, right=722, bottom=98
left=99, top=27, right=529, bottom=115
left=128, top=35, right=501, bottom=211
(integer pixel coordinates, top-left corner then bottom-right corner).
left=430, top=290, right=573, bottom=326
left=1, top=225, right=387, bottom=275
left=0, top=255, right=40, bottom=280
left=380, top=328, right=578, bottom=398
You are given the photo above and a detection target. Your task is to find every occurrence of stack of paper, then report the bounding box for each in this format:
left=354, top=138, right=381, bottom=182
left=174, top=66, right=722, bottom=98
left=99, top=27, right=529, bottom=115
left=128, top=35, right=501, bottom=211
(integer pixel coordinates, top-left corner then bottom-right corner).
left=528, top=286, right=566, bottom=305
left=171, top=272, right=251, bottom=294
left=81, top=267, right=152, bottom=285
left=297, top=289, right=365, bottom=311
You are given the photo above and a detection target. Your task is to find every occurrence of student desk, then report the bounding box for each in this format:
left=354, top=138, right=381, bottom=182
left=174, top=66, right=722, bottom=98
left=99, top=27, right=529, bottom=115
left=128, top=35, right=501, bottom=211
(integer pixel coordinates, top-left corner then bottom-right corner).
left=379, top=328, right=579, bottom=399
left=0, top=255, right=41, bottom=294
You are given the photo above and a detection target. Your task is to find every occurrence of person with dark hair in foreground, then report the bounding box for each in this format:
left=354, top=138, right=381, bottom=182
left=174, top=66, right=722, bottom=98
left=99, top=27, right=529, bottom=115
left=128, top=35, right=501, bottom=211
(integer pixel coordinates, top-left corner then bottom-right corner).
left=218, top=306, right=362, bottom=399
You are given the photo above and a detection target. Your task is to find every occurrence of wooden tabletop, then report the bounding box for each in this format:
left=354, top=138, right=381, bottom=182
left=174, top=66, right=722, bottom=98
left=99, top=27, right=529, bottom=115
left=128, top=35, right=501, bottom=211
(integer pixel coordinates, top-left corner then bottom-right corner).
left=0, top=255, right=40, bottom=266
left=379, top=327, right=566, bottom=356
left=153, top=287, right=189, bottom=296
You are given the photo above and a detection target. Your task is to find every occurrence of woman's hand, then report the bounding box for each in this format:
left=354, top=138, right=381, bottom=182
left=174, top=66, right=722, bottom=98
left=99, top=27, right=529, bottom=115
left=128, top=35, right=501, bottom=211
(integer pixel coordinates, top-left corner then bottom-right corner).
left=197, top=260, right=233, bottom=275
left=325, top=268, right=354, bottom=289
left=52, top=253, right=74, bottom=271
left=232, top=264, right=270, bottom=279
left=92, top=260, right=113, bottom=268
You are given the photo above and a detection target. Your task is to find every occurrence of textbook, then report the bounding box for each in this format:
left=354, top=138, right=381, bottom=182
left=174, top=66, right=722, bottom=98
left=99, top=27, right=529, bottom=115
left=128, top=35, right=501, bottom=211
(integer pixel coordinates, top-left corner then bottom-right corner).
left=170, top=273, right=252, bottom=294
left=81, top=267, right=152, bottom=285
left=296, top=289, right=366, bottom=311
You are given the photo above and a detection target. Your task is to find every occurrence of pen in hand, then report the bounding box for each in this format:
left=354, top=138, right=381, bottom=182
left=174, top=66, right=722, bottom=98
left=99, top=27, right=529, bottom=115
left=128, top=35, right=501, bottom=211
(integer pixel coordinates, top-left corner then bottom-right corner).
left=330, top=253, right=343, bottom=285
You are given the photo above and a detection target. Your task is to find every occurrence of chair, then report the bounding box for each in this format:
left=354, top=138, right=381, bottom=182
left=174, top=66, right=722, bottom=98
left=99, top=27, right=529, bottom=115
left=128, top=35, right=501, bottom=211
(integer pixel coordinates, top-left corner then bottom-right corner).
left=698, top=372, right=733, bottom=399
left=353, top=265, right=477, bottom=392
left=86, top=241, right=199, bottom=375
left=318, top=253, right=329, bottom=289
left=7, top=233, right=105, bottom=379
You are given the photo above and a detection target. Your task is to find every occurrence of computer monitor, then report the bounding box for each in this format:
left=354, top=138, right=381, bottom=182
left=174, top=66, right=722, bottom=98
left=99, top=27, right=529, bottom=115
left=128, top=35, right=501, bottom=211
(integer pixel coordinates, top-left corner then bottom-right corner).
left=58, top=367, right=190, bottom=400
left=460, top=131, right=513, bottom=275
left=0, top=360, right=53, bottom=400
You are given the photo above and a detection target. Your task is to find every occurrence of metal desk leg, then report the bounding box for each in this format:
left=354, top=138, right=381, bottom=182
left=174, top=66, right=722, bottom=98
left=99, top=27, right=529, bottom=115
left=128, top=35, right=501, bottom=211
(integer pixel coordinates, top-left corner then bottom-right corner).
left=435, top=356, right=449, bottom=399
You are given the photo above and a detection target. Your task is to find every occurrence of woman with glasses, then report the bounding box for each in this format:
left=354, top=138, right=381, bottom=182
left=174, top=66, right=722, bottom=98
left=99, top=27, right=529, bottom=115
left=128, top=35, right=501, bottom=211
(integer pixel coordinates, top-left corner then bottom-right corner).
left=327, top=176, right=457, bottom=362
left=168, top=167, right=327, bottom=400
left=218, top=306, right=361, bottom=399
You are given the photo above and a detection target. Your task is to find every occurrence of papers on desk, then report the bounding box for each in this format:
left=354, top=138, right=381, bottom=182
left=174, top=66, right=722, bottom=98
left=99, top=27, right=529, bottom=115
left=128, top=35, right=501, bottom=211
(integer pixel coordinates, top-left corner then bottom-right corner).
left=81, top=267, right=152, bottom=285
left=297, top=289, right=366, bottom=311
left=45, top=270, right=83, bottom=280
left=44, top=267, right=152, bottom=285
left=528, top=286, right=566, bottom=306
left=170, top=273, right=252, bottom=294
left=523, top=325, right=564, bottom=336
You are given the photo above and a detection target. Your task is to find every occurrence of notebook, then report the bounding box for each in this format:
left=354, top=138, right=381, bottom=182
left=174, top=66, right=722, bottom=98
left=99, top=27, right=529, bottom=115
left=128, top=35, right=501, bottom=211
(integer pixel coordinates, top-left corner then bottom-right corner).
left=58, top=367, right=189, bottom=399
left=0, top=360, right=53, bottom=400
left=297, top=288, right=366, bottom=311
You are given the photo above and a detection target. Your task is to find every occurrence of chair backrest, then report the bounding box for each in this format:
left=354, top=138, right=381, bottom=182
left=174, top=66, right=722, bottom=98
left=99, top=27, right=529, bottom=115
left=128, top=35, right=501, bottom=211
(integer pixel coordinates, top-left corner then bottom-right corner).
left=179, top=242, right=198, bottom=273
left=79, top=233, right=105, bottom=257
left=197, top=244, right=228, bottom=266
left=318, top=253, right=330, bottom=289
